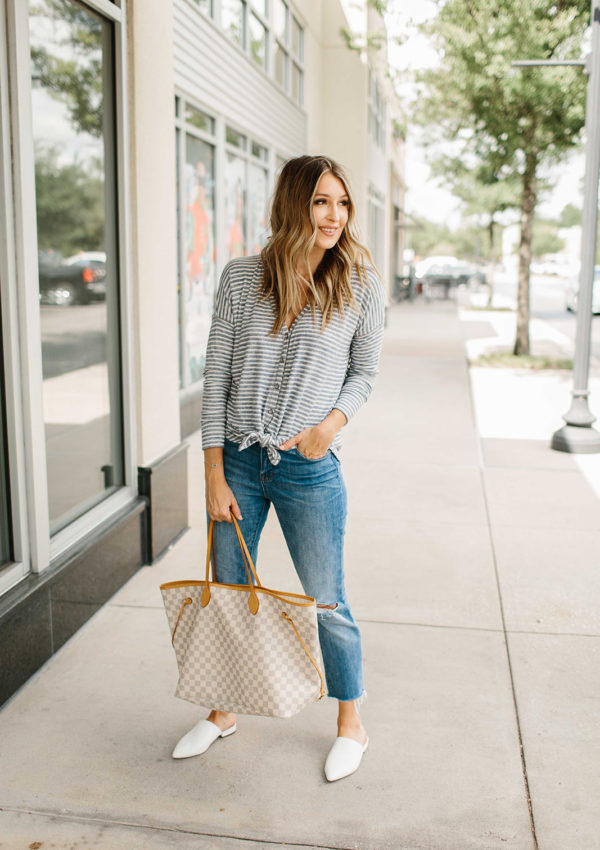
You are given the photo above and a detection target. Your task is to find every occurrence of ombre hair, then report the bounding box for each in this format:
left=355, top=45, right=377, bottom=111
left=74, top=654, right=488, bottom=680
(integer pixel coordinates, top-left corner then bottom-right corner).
left=260, top=154, right=377, bottom=334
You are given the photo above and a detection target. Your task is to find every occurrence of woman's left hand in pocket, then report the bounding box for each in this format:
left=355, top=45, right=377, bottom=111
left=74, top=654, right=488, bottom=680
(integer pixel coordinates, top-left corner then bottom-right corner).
left=278, top=424, right=331, bottom=459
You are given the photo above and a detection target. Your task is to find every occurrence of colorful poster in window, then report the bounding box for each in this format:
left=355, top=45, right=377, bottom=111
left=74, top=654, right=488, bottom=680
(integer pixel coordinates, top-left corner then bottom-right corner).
left=183, top=135, right=216, bottom=384
left=225, top=153, right=246, bottom=260
left=248, top=163, right=268, bottom=255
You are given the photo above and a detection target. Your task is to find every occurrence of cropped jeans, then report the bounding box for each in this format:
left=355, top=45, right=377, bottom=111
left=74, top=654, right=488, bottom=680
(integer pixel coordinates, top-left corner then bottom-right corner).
left=210, top=438, right=365, bottom=703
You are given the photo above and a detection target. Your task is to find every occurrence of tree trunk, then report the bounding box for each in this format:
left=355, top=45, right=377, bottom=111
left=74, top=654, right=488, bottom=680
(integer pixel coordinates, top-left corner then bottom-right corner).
left=486, top=217, right=496, bottom=308
left=514, top=153, right=537, bottom=355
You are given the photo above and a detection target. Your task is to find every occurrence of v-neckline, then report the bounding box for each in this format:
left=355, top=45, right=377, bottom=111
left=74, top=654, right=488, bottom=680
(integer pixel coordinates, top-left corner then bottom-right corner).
left=284, top=302, right=309, bottom=331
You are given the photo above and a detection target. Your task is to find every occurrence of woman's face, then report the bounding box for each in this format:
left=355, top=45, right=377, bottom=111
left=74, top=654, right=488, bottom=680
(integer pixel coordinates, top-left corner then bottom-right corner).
left=311, top=172, right=349, bottom=252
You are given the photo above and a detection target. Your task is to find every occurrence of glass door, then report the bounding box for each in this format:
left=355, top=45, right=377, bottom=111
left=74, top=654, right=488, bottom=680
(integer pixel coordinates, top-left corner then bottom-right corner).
left=29, top=0, right=124, bottom=535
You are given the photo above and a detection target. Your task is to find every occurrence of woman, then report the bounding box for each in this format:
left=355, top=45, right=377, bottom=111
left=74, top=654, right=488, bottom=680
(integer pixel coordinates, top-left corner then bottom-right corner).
left=172, top=155, right=385, bottom=782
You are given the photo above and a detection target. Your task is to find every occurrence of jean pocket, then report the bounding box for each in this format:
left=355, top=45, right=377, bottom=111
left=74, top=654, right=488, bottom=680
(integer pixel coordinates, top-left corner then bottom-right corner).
left=293, top=447, right=330, bottom=462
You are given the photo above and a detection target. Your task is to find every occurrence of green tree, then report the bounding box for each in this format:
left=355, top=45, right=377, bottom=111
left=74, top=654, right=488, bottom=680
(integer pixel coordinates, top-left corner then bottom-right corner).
left=35, top=146, right=105, bottom=256
left=559, top=202, right=582, bottom=228
left=409, top=217, right=453, bottom=258
left=432, top=161, right=521, bottom=303
left=531, top=217, right=565, bottom=258
left=30, top=0, right=104, bottom=138
left=408, top=215, right=485, bottom=260
left=417, top=0, right=588, bottom=354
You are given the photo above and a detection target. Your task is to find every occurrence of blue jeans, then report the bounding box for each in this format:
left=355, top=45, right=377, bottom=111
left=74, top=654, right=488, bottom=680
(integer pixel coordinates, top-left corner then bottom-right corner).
left=210, top=439, right=364, bottom=703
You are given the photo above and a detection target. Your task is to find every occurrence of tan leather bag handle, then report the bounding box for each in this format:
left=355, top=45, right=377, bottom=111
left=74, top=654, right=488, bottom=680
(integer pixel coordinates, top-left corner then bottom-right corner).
left=202, top=515, right=261, bottom=614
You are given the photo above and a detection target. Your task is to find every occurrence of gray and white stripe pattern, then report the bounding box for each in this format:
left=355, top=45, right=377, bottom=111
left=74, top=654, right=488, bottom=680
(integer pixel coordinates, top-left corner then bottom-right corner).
left=201, top=255, right=385, bottom=464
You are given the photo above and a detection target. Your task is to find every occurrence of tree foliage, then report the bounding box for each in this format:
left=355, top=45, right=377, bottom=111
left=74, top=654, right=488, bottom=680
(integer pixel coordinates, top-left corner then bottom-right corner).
left=409, top=215, right=488, bottom=260
left=30, top=0, right=104, bottom=138
left=531, top=217, right=565, bottom=257
left=416, top=0, right=589, bottom=353
left=35, top=146, right=105, bottom=256
left=559, top=202, right=582, bottom=227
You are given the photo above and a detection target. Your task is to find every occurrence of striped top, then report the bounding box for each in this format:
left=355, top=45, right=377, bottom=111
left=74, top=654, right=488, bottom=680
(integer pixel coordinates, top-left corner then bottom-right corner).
left=201, top=254, right=385, bottom=464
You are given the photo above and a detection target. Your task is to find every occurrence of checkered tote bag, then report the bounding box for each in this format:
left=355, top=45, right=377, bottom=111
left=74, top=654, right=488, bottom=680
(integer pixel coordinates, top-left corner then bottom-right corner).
left=160, top=517, right=326, bottom=718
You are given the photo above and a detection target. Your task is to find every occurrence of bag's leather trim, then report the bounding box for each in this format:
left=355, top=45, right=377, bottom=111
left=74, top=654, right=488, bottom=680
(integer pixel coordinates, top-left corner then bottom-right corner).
left=171, top=596, right=193, bottom=644
left=282, top=610, right=325, bottom=698
left=160, top=579, right=316, bottom=608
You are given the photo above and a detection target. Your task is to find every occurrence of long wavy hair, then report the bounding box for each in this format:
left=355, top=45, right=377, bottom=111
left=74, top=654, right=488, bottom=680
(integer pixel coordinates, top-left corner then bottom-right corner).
left=260, top=155, right=376, bottom=334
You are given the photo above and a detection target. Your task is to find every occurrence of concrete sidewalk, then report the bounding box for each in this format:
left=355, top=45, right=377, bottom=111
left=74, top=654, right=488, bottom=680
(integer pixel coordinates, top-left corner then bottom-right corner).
left=1, top=298, right=599, bottom=850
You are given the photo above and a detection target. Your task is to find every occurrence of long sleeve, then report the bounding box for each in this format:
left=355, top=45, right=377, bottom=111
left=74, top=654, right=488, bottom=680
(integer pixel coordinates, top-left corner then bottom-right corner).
left=333, top=274, right=385, bottom=423
left=200, top=264, right=235, bottom=448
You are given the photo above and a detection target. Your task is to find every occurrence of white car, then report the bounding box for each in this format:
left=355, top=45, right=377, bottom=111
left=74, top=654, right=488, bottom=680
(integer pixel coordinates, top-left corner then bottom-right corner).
left=565, top=266, right=600, bottom=314
left=414, top=255, right=460, bottom=280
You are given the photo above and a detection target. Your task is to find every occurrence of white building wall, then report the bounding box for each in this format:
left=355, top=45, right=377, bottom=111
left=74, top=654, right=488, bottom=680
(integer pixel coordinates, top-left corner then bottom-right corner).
left=173, top=1, right=305, bottom=157
left=311, top=0, right=369, bottom=238
left=128, top=0, right=181, bottom=466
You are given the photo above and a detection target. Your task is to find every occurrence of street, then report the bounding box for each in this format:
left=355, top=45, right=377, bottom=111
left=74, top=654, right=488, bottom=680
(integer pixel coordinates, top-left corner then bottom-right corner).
left=40, top=302, right=108, bottom=380
left=490, top=271, right=600, bottom=362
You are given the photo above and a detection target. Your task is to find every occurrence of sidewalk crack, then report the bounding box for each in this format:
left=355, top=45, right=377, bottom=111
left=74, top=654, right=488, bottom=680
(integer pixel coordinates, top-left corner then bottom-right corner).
left=465, top=357, right=539, bottom=850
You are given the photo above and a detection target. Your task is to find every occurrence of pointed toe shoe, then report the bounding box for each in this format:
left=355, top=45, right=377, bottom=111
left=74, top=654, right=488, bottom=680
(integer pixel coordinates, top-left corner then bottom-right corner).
left=172, top=719, right=237, bottom=759
left=324, top=735, right=369, bottom=782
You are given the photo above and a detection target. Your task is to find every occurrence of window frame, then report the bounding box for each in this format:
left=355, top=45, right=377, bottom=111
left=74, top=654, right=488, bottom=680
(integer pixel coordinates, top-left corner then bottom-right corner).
left=0, top=0, right=30, bottom=593
left=0, top=0, right=138, bottom=580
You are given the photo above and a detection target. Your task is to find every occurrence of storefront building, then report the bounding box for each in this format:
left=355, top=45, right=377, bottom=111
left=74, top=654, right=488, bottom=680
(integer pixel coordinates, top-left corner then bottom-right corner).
left=0, top=0, right=403, bottom=706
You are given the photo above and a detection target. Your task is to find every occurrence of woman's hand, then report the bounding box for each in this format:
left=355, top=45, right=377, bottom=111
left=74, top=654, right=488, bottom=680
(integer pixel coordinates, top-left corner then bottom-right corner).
left=278, top=409, right=347, bottom=459
left=205, top=473, right=243, bottom=522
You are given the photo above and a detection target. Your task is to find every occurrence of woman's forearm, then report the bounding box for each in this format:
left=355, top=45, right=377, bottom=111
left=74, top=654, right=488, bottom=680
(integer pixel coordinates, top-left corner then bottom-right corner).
left=318, top=408, right=347, bottom=439
left=204, top=446, right=225, bottom=481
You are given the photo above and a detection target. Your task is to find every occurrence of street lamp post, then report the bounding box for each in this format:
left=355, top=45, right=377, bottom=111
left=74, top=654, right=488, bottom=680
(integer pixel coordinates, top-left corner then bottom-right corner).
left=514, top=0, right=600, bottom=453
left=552, top=0, right=600, bottom=452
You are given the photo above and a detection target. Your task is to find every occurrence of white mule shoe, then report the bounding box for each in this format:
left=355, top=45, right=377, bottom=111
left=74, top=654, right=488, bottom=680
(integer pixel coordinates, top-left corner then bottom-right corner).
left=324, top=735, right=369, bottom=782
left=172, top=719, right=237, bottom=759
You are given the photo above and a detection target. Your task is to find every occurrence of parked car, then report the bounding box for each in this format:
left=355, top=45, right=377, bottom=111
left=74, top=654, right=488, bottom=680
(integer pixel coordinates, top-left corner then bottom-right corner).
left=39, top=251, right=107, bottom=305
left=419, top=258, right=487, bottom=300
left=565, top=266, right=600, bottom=314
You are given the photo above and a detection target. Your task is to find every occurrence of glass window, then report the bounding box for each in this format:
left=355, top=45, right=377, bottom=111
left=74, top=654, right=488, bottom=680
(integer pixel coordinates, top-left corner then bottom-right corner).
left=368, top=70, right=386, bottom=150
left=368, top=200, right=385, bottom=270
left=291, top=16, right=303, bottom=60
left=29, top=0, right=124, bottom=535
left=274, top=41, right=287, bottom=89
left=248, top=163, right=268, bottom=256
left=291, top=62, right=302, bottom=105
left=273, top=0, right=288, bottom=42
left=0, top=326, right=11, bottom=567
left=251, top=140, right=268, bottom=160
left=250, top=0, right=267, bottom=16
left=192, top=0, right=213, bottom=13
left=185, top=104, right=215, bottom=134
left=180, top=135, right=216, bottom=387
left=225, top=154, right=246, bottom=260
left=222, top=0, right=245, bottom=47
left=226, top=126, right=247, bottom=150
left=248, top=13, right=267, bottom=69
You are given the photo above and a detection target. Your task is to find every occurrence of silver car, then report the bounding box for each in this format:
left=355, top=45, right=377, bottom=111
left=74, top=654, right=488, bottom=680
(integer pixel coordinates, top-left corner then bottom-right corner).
left=565, top=266, right=600, bottom=314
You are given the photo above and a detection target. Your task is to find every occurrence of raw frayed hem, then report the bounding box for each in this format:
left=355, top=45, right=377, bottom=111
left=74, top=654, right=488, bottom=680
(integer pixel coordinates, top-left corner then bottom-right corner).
left=355, top=689, right=367, bottom=713
left=332, top=689, right=367, bottom=712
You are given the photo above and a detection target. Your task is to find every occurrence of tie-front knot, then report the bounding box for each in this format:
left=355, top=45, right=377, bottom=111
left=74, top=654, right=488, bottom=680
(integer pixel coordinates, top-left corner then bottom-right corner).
left=237, top=431, right=281, bottom=465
